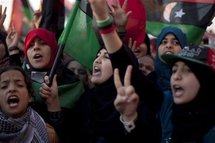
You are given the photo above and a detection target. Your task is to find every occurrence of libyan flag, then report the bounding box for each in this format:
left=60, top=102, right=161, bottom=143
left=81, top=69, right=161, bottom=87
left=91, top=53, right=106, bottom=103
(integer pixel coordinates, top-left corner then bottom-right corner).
left=142, top=0, right=215, bottom=45
left=58, top=0, right=100, bottom=71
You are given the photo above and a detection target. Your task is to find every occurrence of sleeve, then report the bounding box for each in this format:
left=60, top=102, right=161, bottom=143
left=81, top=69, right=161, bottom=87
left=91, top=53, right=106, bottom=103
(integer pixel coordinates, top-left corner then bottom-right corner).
left=109, top=45, right=162, bottom=142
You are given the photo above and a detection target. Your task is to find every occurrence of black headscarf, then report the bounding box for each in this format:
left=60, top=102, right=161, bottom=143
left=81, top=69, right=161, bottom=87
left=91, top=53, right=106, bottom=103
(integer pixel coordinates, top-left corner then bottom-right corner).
left=171, top=63, right=215, bottom=142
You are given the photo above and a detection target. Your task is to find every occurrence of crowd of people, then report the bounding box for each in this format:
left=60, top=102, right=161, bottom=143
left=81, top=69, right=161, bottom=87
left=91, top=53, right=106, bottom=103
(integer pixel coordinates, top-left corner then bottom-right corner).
left=0, top=0, right=215, bottom=143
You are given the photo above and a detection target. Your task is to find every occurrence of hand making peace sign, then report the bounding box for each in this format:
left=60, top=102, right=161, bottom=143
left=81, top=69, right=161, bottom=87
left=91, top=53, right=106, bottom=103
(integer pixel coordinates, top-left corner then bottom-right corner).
left=114, top=65, right=139, bottom=122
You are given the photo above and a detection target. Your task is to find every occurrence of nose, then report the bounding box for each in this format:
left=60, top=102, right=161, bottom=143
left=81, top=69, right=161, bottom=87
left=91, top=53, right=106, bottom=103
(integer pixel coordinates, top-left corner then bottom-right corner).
left=94, top=56, right=102, bottom=64
left=8, top=83, right=16, bottom=92
left=32, top=42, right=40, bottom=51
left=166, top=41, right=173, bottom=49
left=172, top=71, right=182, bottom=81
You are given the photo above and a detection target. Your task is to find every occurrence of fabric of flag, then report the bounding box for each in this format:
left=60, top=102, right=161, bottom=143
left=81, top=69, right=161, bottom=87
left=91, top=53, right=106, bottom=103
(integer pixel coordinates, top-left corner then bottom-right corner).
left=58, top=0, right=100, bottom=71
left=32, top=81, right=84, bottom=109
left=11, top=0, right=23, bottom=37
left=11, top=0, right=33, bottom=37
left=39, top=0, right=65, bottom=40
left=141, top=0, right=215, bottom=45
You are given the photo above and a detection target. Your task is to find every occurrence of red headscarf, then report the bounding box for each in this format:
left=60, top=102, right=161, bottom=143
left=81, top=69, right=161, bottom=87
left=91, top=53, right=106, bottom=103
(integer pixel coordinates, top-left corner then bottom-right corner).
left=24, top=28, right=59, bottom=69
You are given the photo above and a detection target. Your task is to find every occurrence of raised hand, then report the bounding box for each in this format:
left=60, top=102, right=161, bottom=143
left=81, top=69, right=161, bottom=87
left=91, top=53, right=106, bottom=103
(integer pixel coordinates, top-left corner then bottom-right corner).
left=114, top=65, right=139, bottom=122
left=109, top=0, right=132, bottom=32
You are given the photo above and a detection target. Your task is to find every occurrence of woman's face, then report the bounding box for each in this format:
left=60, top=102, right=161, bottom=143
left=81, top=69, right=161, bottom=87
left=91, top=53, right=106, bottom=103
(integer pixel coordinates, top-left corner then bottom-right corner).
left=0, top=70, right=32, bottom=118
left=67, top=60, right=88, bottom=84
left=171, top=61, right=200, bottom=104
left=91, top=49, right=113, bottom=84
left=133, top=43, right=148, bottom=59
left=158, top=34, right=182, bottom=63
left=138, top=55, right=154, bottom=76
left=27, top=37, right=51, bottom=69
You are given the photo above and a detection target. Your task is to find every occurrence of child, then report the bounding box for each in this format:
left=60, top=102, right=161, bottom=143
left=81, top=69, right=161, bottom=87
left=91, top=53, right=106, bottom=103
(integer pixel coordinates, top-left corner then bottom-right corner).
left=0, top=66, right=49, bottom=143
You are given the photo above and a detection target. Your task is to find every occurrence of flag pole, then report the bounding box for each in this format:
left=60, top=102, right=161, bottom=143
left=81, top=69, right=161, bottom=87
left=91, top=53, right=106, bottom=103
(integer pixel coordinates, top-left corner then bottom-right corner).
left=48, top=0, right=81, bottom=84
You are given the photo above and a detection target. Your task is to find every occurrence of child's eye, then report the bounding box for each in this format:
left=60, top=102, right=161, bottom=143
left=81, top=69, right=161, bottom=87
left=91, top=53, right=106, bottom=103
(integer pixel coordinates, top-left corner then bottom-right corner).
left=39, top=41, right=46, bottom=45
left=0, top=84, right=7, bottom=89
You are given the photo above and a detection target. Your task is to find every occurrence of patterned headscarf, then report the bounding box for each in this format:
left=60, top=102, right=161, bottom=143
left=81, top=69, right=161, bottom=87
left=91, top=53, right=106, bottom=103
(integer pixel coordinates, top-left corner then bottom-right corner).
left=0, top=107, right=49, bottom=143
left=24, top=28, right=59, bottom=69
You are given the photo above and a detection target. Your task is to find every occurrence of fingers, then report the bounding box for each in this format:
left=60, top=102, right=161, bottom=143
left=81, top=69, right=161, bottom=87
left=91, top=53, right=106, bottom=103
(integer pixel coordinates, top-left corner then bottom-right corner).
left=114, top=68, right=122, bottom=89
left=3, top=6, right=7, bottom=14
left=44, top=75, right=50, bottom=85
left=39, top=75, right=57, bottom=98
left=0, top=6, right=6, bottom=27
left=114, top=65, right=133, bottom=89
left=128, top=37, right=132, bottom=48
left=115, top=0, right=120, bottom=8
left=124, top=65, right=132, bottom=86
left=125, top=10, right=132, bottom=17
left=51, top=75, right=58, bottom=88
left=121, top=0, right=128, bottom=10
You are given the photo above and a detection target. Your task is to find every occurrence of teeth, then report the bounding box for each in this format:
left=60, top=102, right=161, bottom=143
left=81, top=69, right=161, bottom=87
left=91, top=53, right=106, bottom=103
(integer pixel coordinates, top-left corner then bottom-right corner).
left=7, top=95, right=19, bottom=104
left=94, top=66, right=100, bottom=72
left=94, top=66, right=99, bottom=70
left=165, top=51, right=173, bottom=54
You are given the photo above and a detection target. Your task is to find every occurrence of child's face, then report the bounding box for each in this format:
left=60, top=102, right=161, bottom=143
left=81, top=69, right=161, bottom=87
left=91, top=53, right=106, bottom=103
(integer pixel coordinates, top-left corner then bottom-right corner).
left=0, top=70, right=32, bottom=118
left=170, top=61, right=200, bottom=104
left=27, top=37, right=51, bottom=69
left=91, top=48, right=113, bottom=84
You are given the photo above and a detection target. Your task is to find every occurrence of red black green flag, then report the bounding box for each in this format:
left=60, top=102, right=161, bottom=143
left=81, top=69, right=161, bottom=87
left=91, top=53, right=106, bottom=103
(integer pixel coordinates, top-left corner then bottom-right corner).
left=142, top=0, right=215, bottom=44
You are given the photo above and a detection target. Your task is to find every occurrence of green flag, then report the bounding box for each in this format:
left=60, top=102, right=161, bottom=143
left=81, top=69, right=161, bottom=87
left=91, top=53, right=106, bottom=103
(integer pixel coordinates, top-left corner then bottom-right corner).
left=32, top=81, right=84, bottom=109
left=58, top=0, right=100, bottom=70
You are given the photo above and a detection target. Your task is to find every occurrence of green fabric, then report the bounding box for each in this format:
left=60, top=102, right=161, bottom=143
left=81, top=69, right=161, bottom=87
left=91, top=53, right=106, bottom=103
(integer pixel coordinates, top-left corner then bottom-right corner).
left=146, top=21, right=205, bottom=45
left=32, top=81, right=85, bottom=109
left=23, top=7, right=32, bottom=20
left=58, top=0, right=100, bottom=71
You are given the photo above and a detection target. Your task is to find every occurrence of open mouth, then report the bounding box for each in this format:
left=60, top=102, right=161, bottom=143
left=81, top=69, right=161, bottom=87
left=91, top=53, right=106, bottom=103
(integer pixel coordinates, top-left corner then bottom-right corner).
left=164, top=51, right=174, bottom=55
left=7, top=95, right=19, bottom=107
left=93, top=66, right=101, bottom=75
left=172, top=85, right=183, bottom=97
left=33, top=54, right=42, bottom=59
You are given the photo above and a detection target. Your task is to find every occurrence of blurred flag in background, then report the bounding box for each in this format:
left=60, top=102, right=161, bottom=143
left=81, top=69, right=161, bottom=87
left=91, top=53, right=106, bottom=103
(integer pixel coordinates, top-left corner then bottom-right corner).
left=141, top=0, right=215, bottom=44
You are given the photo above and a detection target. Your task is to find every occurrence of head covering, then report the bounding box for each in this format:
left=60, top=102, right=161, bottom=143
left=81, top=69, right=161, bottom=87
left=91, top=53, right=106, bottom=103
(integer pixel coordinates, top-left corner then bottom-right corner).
left=0, top=107, right=49, bottom=143
left=154, top=26, right=188, bottom=91
left=161, top=45, right=215, bottom=72
left=163, top=45, right=215, bottom=142
left=156, top=26, right=187, bottom=48
left=24, top=28, right=59, bottom=69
